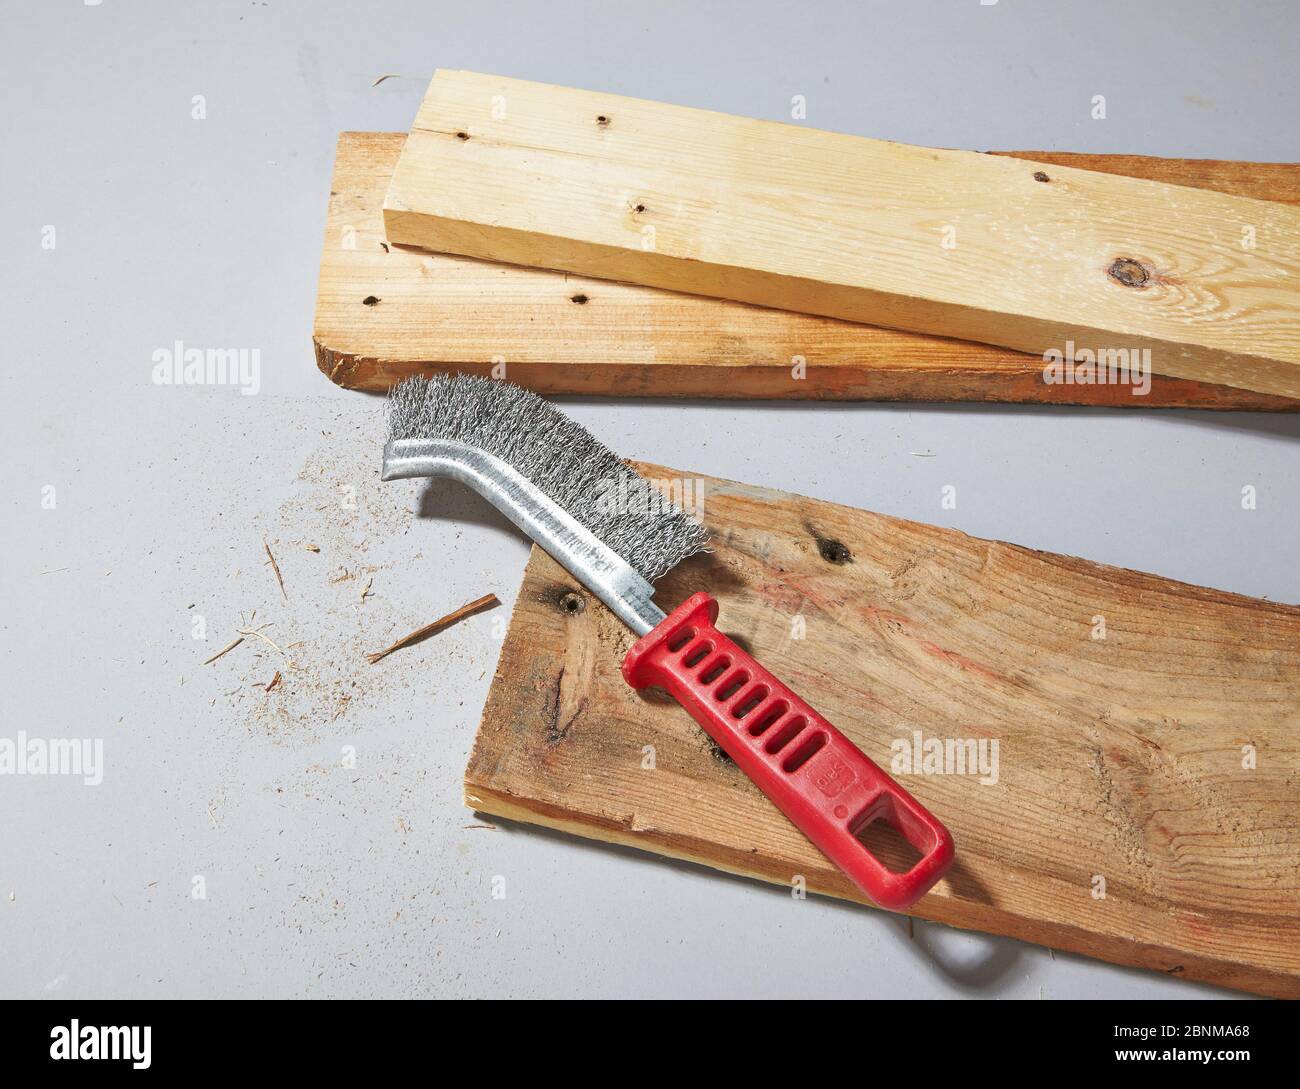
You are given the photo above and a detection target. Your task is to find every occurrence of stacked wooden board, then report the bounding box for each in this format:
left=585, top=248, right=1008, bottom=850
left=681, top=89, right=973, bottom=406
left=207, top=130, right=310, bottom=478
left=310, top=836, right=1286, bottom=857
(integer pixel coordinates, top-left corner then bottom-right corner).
left=380, top=70, right=1300, bottom=401
left=465, top=465, right=1300, bottom=998
left=317, top=131, right=1299, bottom=408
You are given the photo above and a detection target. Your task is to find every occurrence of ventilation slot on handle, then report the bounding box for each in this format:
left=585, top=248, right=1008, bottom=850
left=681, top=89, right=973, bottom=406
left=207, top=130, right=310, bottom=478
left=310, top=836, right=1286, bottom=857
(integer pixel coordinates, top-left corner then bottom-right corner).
left=716, top=672, right=749, bottom=702
left=782, top=731, right=828, bottom=773
left=764, top=716, right=807, bottom=755
left=666, top=627, right=696, bottom=653
left=732, top=687, right=769, bottom=720
left=747, top=701, right=787, bottom=737
left=683, top=642, right=713, bottom=668
left=700, top=658, right=731, bottom=685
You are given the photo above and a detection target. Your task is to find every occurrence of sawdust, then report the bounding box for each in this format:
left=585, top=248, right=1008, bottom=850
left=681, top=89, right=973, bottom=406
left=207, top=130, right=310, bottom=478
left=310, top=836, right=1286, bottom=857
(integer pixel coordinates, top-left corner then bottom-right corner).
left=204, top=404, right=491, bottom=742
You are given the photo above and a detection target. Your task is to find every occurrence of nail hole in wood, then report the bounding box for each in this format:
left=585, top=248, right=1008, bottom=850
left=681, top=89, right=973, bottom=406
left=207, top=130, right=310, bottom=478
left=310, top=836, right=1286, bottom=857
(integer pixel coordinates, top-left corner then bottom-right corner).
left=816, top=537, right=852, bottom=564
left=705, top=737, right=734, bottom=766
left=362, top=295, right=380, bottom=306
left=569, top=293, right=589, bottom=305
left=631, top=202, right=646, bottom=214
left=596, top=115, right=610, bottom=126
left=1108, top=257, right=1150, bottom=288
left=559, top=592, right=585, bottom=614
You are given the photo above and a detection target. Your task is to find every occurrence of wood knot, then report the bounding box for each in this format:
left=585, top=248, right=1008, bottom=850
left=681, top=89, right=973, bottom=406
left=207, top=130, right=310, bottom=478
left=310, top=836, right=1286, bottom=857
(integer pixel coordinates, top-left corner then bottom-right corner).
left=569, top=293, right=589, bottom=305
left=1032, top=171, right=1050, bottom=183
left=362, top=295, right=380, bottom=306
left=1108, top=257, right=1150, bottom=288
left=455, top=130, right=470, bottom=141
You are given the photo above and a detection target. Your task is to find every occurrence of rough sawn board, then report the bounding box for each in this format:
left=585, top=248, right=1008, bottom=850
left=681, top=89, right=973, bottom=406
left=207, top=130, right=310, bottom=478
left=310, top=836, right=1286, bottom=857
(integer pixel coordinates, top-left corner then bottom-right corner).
left=465, top=465, right=1300, bottom=998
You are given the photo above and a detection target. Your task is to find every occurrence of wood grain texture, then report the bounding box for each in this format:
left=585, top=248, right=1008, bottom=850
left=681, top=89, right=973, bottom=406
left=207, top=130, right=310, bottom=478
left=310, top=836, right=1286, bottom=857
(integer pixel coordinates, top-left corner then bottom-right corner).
left=382, top=71, right=1300, bottom=400
left=465, top=465, right=1300, bottom=997
left=318, top=133, right=1297, bottom=410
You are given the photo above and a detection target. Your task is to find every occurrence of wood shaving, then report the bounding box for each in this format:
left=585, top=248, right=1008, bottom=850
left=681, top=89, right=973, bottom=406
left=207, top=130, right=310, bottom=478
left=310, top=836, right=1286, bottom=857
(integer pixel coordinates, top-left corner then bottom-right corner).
left=366, top=593, right=499, bottom=665
left=264, top=540, right=287, bottom=600
left=203, top=637, right=244, bottom=665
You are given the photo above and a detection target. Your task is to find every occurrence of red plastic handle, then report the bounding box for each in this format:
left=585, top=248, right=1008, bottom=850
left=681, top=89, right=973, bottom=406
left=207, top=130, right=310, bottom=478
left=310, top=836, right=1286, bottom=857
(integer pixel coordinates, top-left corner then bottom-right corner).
left=622, top=593, right=954, bottom=910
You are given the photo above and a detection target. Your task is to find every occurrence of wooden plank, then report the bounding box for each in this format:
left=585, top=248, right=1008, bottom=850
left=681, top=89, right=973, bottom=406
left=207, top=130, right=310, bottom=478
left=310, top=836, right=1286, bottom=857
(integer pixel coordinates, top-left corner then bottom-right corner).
left=382, top=71, right=1300, bottom=400
left=318, top=132, right=1298, bottom=409
left=465, top=464, right=1300, bottom=998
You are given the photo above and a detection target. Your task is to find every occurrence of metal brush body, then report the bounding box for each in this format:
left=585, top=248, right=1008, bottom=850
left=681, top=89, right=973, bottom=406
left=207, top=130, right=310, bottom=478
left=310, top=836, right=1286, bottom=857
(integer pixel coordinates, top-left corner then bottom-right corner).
left=382, top=374, right=954, bottom=911
left=382, top=437, right=665, bottom=635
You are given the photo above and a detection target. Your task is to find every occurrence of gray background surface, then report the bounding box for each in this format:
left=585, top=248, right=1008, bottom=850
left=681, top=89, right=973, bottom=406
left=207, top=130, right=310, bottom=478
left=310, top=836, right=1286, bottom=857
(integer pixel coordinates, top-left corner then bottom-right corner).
left=2, top=0, right=1297, bottom=999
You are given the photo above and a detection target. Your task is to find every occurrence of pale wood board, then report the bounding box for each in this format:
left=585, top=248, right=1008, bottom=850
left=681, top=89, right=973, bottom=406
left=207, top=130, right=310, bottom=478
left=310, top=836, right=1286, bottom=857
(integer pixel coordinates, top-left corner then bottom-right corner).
left=465, top=464, right=1300, bottom=997
left=317, top=133, right=1298, bottom=409
left=382, top=71, right=1300, bottom=400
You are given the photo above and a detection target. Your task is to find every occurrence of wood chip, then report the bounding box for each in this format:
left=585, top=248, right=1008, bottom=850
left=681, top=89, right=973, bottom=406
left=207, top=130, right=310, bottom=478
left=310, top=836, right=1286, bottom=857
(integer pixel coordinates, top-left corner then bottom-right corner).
left=265, top=671, right=282, bottom=692
left=237, top=623, right=288, bottom=658
left=304, top=543, right=321, bottom=553
left=366, top=593, right=500, bottom=664
left=202, top=637, right=244, bottom=665
left=264, top=540, right=287, bottom=600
